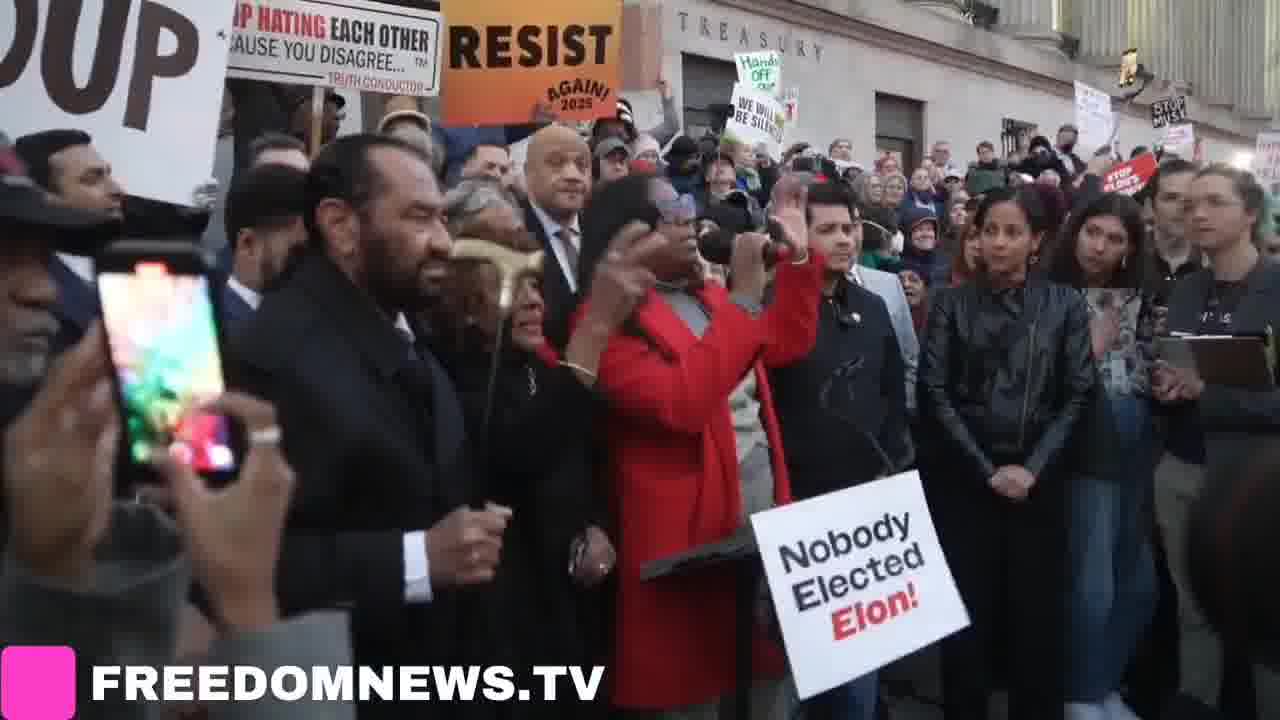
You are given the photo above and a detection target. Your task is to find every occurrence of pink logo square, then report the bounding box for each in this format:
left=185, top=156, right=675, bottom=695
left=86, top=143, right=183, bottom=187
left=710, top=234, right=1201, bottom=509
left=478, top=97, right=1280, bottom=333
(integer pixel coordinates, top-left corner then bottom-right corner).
left=1, top=646, right=76, bottom=719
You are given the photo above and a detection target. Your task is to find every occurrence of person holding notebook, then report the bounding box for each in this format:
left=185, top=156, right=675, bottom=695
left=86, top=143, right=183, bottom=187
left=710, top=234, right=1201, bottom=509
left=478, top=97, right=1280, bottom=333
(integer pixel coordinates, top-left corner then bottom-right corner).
left=1152, top=164, right=1280, bottom=716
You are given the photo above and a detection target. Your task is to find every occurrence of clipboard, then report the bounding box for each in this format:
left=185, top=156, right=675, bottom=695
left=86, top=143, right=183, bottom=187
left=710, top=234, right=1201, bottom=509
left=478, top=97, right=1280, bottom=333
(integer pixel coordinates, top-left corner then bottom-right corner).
left=1154, top=333, right=1275, bottom=389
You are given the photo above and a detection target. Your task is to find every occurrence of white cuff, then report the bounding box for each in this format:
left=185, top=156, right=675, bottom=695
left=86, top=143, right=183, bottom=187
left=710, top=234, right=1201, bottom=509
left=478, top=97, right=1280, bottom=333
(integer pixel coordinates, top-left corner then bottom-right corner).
left=403, top=531, right=432, bottom=603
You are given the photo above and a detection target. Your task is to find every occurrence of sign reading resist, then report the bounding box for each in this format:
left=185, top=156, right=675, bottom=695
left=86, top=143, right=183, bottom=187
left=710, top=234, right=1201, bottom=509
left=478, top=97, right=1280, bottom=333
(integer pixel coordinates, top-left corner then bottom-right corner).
left=750, top=471, right=969, bottom=700
left=1151, top=95, right=1188, bottom=129
left=0, top=0, right=231, bottom=206
left=227, top=0, right=442, bottom=97
left=442, top=0, right=621, bottom=126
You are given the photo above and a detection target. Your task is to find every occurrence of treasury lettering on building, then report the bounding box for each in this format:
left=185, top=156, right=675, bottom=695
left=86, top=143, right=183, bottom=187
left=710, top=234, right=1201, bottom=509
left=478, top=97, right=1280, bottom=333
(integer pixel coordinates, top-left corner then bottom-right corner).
left=673, top=5, right=824, bottom=63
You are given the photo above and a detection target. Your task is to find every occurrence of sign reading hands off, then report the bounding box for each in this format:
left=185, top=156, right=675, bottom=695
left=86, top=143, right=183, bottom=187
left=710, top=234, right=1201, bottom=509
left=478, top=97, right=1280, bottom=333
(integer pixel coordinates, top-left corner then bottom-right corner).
left=750, top=471, right=969, bottom=700
left=0, top=0, right=231, bottom=206
left=442, top=0, right=621, bottom=126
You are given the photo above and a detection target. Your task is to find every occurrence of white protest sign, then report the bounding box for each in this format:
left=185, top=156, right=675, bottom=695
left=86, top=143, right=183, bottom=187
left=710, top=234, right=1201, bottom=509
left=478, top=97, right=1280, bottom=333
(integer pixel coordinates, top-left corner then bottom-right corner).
left=751, top=471, right=969, bottom=700
left=228, top=0, right=443, bottom=97
left=1074, top=81, right=1115, bottom=155
left=735, top=51, right=782, bottom=95
left=724, top=83, right=786, bottom=159
left=1163, top=123, right=1194, bottom=150
left=1255, top=132, right=1280, bottom=184
left=0, top=1, right=232, bottom=207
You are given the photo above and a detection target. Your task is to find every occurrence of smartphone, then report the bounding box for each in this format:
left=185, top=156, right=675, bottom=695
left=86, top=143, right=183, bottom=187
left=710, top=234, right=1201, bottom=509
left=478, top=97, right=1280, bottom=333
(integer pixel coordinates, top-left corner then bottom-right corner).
left=95, top=241, right=242, bottom=482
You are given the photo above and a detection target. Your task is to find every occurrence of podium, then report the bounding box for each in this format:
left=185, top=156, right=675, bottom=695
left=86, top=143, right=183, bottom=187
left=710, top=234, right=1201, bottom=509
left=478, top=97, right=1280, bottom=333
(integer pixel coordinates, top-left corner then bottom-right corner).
left=641, top=525, right=766, bottom=720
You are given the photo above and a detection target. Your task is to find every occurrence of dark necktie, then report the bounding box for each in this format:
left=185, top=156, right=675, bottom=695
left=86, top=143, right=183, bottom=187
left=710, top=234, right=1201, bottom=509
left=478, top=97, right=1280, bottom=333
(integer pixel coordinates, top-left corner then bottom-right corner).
left=557, top=228, right=579, bottom=280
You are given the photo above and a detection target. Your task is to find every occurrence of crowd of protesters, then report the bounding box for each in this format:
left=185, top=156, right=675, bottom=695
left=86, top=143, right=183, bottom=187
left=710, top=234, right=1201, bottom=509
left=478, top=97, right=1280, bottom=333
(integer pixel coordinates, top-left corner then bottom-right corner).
left=4, top=69, right=1280, bottom=720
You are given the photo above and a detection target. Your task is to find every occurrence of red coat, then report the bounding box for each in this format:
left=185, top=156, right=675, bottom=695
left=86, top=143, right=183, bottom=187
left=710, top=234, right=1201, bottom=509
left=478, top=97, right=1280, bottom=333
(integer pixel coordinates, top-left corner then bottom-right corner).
left=579, top=255, right=824, bottom=709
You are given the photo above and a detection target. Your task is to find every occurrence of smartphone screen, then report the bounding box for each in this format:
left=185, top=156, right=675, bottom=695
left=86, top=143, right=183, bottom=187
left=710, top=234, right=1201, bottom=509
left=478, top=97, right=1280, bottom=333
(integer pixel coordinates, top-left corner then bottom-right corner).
left=98, top=261, right=236, bottom=473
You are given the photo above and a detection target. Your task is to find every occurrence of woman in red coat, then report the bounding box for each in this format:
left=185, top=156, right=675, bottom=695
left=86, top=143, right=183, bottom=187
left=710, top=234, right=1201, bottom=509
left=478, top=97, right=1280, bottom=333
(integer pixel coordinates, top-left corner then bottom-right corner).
left=571, top=174, right=823, bottom=715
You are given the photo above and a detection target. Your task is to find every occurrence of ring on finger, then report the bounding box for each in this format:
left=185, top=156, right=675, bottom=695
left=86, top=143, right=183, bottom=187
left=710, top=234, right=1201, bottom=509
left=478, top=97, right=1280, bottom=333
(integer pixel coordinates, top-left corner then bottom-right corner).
left=249, top=425, right=282, bottom=447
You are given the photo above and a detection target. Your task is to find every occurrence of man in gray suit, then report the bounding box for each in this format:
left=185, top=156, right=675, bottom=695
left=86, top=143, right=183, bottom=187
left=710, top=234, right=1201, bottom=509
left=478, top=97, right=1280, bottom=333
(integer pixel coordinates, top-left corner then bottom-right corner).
left=0, top=157, right=353, bottom=719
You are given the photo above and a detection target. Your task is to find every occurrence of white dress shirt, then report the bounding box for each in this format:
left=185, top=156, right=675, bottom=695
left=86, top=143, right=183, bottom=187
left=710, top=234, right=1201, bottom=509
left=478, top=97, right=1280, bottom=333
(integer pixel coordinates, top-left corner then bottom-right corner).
left=226, top=275, right=262, bottom=310
left=393, top=313, right=434, bottom=603
left=528, top=202, right=581, bottom=293
left=56, top=253, right=95, bottom=285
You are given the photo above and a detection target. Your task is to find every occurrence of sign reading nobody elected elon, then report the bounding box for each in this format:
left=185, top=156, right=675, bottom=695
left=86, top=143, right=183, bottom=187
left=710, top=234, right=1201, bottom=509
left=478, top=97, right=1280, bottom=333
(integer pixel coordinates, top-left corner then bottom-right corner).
left=227, top=0, right=442, bottom=97
left=750, top=471, right=969, bottom=700
left=0, top=0, right=231, bottom=207
left=443, top=0, right=621, bottom=126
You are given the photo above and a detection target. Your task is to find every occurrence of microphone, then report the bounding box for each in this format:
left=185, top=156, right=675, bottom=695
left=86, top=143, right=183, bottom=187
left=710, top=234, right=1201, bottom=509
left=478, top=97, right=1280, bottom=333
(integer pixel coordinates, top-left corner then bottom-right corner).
left=697, top=228, right=792, bottom=267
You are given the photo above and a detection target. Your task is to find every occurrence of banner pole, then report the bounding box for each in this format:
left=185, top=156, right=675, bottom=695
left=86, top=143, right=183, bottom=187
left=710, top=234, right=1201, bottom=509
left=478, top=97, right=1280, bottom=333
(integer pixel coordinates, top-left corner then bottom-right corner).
left=310, top=86, right=325, bottom=158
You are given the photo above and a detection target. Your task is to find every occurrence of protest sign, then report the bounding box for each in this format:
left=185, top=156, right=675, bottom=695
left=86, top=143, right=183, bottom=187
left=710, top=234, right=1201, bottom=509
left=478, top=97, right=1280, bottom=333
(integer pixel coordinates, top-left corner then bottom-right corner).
left=783, top=87, right=800, bottom=124
left=442, top=0, right=621, bottom=126
left=227, top=0, right=442, bottom=97
left=1074, top=81, right=1114, bottom=154
left=1255, top=132, right=1280, bottom=184
left=751, top=471, right=969, bottom=700
left=724, top=84, right=786, bottom=160
left=1102, top=153, right=1159, bottom=195
left=1151, top=95, right=1188, bottom=129
left=0, top=0, right=230, bottom=206
left=1163, top=123, right=1194, bottom=150
left=735, top=51, right=782, bottom=95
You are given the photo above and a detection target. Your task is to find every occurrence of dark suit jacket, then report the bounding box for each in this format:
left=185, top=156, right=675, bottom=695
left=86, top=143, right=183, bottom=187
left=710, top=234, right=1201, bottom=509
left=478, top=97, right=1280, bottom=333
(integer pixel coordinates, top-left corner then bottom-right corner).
left=228, top=252, right=476, bottom=717
left=524, top=201, right=577, bottom=351
left=220, top=281, right=255, bottom=338
left=49, top=256, right=97, bottom=358
left=1165, top=258, right=1280, bottom=480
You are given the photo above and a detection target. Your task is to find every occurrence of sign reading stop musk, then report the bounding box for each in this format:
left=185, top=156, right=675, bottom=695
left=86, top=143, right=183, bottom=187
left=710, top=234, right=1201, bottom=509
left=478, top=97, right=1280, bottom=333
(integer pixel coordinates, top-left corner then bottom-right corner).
left=0, top=0, right=231, bottom=206
left=442, top=0, right=621, bottom=126
left=750, top=471, right=969, bottom=700
left=227, top=0, right=442, bottom=97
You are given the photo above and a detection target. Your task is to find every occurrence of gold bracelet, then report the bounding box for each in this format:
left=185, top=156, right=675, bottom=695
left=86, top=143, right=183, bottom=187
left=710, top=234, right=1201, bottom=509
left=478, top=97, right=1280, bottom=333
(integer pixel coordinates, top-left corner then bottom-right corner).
left=560, top=360, right=597, bottom=380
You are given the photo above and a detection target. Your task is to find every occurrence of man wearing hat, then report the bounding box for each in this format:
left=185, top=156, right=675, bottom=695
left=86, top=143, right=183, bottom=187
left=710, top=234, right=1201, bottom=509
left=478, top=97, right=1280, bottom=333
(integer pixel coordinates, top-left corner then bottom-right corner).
left=590, top=75, right=681, bottom=151
left=665, top=136, right=702, bottom=195
left=0, top=134, right=119, bottom=421
left=593, top=137, right=632, bottom=186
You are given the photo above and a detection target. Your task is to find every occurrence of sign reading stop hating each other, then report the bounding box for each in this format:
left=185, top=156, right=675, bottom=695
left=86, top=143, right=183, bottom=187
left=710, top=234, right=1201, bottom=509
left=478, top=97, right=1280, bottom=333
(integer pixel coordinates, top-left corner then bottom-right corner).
left=442, top=0, right=621, bottom=126
left=227, top=0, right=443, bottom=97
left=750, top=471, right=969, bottom=700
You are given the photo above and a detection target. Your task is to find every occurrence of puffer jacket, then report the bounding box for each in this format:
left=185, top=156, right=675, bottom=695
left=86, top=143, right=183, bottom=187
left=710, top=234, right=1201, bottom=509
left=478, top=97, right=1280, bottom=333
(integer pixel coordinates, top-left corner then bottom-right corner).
left=919, top=275, right=1097, bottom=485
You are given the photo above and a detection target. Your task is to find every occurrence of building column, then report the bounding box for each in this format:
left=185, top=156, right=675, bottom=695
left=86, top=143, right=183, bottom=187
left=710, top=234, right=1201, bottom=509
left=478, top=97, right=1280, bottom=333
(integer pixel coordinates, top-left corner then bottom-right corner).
left=990, top=0, right=1061, bottom=51
left=1075, top=0, right=1129, bottom=67
left=1235, top=0, right=1269, bottom=118
left=1269, top=0, right=1280, bottom=120
left=1128, top=0, right=1188, bottom=91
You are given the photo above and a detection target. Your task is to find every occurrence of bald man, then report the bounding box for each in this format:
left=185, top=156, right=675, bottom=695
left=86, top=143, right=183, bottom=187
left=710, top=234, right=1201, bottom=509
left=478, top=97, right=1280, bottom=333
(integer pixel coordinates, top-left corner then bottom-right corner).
left=522, top=125, right=592, bottom=349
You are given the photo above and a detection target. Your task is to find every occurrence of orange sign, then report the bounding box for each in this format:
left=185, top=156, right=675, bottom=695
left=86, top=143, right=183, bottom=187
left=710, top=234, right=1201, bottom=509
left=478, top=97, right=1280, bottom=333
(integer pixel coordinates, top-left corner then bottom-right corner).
left=442, top=0, right=622, bottom=126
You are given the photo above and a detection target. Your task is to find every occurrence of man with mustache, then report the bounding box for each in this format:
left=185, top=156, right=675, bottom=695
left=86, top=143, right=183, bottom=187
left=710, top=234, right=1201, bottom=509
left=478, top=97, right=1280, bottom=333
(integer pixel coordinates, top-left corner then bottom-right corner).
left=521, top=125, right=592, bottom=351
left=228, top=134, right=510, bottom=719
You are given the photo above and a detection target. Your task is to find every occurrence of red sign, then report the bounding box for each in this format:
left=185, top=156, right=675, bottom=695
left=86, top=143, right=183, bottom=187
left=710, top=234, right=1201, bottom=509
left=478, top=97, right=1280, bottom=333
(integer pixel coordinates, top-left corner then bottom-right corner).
left=1102, top=153, right=1159, bottom=196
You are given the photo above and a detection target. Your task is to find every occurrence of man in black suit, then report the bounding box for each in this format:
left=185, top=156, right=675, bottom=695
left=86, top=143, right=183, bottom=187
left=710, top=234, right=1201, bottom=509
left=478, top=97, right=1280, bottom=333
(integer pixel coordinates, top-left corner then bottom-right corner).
left=13, top=130, right=125, bottom=357
left=521, top=125, right=591, bottom=349
left=220, top=164, right=308, bottom=336
left=229, top=135, right=510, bottom=718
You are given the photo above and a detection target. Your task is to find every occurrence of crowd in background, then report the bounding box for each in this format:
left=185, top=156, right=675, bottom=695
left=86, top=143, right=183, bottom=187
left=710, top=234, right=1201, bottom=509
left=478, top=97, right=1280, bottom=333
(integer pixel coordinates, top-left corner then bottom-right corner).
left=4, top=70, right=1280, bottom=720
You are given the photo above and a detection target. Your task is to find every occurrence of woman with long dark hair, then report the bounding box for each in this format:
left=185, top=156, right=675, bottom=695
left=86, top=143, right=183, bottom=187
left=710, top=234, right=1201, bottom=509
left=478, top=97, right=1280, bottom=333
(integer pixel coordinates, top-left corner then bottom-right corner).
left=919, top=186, right=1096, bottom=719
left=1049, top=192, right=1157, bottom=719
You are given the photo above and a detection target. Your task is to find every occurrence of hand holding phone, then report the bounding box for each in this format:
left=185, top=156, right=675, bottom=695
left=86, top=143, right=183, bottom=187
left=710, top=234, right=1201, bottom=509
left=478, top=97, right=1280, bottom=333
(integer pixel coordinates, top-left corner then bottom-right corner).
left=96, top=242, right=242, bottom=483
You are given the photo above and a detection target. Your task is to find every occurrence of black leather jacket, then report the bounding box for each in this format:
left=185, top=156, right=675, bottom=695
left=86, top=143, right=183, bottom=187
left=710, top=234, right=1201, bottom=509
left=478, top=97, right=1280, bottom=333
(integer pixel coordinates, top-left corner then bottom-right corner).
left=919, top=276, right=1097, bottom=485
